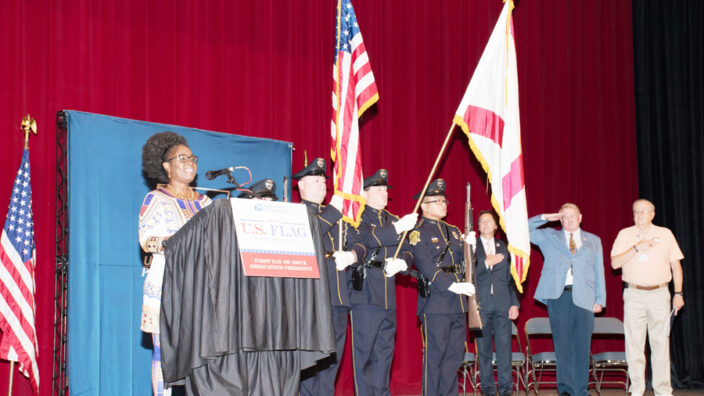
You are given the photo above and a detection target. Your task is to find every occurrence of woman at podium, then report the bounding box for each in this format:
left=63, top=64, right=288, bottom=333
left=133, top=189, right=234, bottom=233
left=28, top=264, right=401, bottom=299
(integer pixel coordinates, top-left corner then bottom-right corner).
left=138, top=131, right=211, bottom=396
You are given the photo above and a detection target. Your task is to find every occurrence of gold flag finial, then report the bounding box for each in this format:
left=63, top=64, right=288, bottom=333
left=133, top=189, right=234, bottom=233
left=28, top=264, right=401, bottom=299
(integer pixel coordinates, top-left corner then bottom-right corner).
left=304, top=150, right=308, bottom=167
left=20, top=114, right=37, bottom=150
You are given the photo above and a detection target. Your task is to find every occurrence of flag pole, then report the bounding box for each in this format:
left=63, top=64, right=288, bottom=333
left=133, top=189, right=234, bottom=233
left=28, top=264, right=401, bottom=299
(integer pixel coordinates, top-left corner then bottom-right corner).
left=7, top=362, right=14, bottom=396
left=8, top=115, right=36, bottom=396
left=393, top=121, right=457, bottom=258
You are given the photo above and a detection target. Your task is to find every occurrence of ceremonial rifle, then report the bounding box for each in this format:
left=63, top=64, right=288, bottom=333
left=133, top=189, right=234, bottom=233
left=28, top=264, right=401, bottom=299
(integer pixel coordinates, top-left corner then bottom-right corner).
left=465, top=183, right=482, bottom=332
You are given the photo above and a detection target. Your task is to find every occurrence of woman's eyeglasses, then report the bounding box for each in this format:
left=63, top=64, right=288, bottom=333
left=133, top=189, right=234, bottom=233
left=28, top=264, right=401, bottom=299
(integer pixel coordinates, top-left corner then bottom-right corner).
left=165, top=154, right=199, bottom=163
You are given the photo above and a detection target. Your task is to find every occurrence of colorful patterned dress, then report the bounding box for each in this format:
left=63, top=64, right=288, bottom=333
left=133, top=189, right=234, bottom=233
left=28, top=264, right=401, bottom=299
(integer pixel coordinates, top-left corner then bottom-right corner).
left=138, top=186, right=211, bottom=333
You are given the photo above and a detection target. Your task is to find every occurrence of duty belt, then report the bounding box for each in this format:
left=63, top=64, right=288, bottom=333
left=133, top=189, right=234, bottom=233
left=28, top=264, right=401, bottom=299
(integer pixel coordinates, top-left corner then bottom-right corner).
left=439, top=266, right=457, bottom=273
left=366, top=260, right=384, bottom=269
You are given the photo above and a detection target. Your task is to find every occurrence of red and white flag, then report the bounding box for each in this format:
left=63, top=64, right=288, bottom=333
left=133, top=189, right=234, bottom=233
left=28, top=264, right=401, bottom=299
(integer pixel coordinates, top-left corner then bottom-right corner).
left=454, top=0, right=530, bottom=292
left=331, top=0, right=378, bottom=226
left=0, top=149, right=39, bottom=393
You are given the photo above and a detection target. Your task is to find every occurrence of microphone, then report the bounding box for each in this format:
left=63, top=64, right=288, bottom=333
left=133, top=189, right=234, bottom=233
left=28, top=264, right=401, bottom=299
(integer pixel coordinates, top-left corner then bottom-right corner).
left=205, top=167, right=235, bottom=180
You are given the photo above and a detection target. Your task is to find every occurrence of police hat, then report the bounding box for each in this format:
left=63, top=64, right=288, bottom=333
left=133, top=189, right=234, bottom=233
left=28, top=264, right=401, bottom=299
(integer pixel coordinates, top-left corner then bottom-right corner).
left=363, top=169, right=391, bottom=190
left=413, top=178, right=446, bottom=200
left=239, top=178, right=278, bottom=200
left=292, top=157, right=328, bottom=180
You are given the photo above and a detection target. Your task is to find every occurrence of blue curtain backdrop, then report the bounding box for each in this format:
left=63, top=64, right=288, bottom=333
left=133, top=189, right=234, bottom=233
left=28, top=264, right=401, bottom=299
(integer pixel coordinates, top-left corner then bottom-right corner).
left=65, top=110, right=292, bottom=395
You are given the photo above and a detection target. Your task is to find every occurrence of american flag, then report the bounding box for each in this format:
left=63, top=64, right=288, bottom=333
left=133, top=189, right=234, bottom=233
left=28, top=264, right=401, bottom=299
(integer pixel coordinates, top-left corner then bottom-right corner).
left=331, top=0, right=378, bottom=227
left=0, top=149, right=39, bottom=394
left=453, top=1, right=530, bottom=292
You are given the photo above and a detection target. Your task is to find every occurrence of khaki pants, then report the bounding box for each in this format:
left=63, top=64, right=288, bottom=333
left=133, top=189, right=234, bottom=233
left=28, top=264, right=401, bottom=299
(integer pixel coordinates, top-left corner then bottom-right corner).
left=623, top=287, right=672, bottom=396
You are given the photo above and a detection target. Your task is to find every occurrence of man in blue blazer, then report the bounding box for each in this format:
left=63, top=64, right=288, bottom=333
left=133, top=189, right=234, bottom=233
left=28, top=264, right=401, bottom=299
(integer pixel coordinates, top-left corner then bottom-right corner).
left=474, top=211, right=521, bottom=396
left=529, top=203, right=606, bottom=396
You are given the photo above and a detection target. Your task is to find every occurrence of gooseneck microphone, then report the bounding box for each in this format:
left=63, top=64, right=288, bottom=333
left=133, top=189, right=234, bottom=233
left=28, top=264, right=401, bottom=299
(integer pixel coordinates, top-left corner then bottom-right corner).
left=205, top=167, right=235, bottom=180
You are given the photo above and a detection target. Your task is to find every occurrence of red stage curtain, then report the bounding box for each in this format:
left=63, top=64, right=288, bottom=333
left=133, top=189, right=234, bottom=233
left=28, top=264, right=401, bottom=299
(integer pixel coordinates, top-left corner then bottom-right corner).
left=0, top=1, right=636, bottom=394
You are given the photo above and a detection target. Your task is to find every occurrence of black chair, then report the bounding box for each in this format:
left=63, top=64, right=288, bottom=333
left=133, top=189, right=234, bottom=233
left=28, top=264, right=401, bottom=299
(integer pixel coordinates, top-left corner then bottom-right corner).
left=590, top=317, right=628, bottom=395
left=460, top=350, right=478, bottom=396
left=524, top=317, right=557, bottom=394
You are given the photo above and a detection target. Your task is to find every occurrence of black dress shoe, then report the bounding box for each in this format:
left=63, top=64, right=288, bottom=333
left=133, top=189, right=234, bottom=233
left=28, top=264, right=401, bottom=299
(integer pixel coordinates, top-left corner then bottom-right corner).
left=559, top=393, right=570, bottom=396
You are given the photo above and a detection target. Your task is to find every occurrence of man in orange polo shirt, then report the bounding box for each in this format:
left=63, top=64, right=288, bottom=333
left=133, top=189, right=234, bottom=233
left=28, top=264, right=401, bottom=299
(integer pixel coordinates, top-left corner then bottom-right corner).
left=611, top=199, right=685, bottom=396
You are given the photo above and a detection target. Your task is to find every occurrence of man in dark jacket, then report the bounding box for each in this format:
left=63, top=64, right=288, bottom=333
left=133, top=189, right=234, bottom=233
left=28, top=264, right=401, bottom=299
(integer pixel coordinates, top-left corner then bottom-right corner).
left=474, top=210, right=520, bottom=396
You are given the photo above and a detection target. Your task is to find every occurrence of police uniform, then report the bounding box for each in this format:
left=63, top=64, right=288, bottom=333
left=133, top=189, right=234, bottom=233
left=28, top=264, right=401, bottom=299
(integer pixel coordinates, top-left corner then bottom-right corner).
left=402, top=179, right=467, bottom=396
left=349, top=169, right=410, bottom=396
left=296, top=158, right=368, bottom=396
left=237, top=178, right=278, bottom=200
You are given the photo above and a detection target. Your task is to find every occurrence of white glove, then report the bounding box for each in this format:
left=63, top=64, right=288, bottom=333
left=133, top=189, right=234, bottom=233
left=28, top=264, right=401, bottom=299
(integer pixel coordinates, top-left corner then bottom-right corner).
left=329, top=194, right=343, bottom=211
left=383, top=258, right=408, bottom=278
left=333, top=250, right=355, bottom=271
left=464, top=231, right=477, bottom=249
left=393, top=212, right=418, bottom=234
left=448, top=282, right=475, bottom=296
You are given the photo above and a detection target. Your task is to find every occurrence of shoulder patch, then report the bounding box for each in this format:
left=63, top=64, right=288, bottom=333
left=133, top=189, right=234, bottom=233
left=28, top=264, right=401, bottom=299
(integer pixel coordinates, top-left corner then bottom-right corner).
left=409, top=230, right=421, bottom=246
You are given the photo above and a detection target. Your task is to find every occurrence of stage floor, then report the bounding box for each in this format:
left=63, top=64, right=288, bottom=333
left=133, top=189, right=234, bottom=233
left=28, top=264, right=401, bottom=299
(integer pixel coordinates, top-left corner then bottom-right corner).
left=398, top=390, right=704, bottom=396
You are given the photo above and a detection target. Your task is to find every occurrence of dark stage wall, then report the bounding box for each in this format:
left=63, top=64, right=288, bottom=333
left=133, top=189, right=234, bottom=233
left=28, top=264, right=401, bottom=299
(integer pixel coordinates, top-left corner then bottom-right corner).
left=0, top=1, right=637, bottom=395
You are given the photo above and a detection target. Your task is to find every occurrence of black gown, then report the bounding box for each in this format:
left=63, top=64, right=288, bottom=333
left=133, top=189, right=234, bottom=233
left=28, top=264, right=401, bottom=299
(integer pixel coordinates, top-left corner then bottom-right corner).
left=160, top=199, right=336, bottom=395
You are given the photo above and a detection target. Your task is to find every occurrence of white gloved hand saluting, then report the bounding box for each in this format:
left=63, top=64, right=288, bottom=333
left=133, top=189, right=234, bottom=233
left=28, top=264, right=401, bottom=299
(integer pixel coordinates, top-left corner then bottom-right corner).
left=393, top=213, right=418, bottom=234
left=383, top=258, right=408, bottom=278
left=333, top=250, right=356, bottom=271
left=464, top=231, right=477, bottom=249
left=448, top=282, right=475, bottom=296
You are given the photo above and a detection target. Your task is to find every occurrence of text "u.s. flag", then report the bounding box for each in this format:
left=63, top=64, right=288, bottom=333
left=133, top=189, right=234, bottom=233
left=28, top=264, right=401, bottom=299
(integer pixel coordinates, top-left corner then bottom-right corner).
left=0, top=149, right=39, bottom=393
left=453, top=0, right=530, bottom=292
left=331, top=0, right=378, bottom=227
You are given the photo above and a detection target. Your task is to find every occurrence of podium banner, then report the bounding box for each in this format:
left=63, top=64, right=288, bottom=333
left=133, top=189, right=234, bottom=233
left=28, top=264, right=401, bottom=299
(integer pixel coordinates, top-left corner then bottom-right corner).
left=231, top=199, right=320, bottom=278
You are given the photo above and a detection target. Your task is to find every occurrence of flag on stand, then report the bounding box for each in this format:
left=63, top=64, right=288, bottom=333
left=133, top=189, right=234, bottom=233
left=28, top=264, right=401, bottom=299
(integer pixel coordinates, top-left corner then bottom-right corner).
left=331, top=0, right=378, bottom=227
left=0, top=149, right=39, bottom=393
left=453, top=0, right=530, bottom=292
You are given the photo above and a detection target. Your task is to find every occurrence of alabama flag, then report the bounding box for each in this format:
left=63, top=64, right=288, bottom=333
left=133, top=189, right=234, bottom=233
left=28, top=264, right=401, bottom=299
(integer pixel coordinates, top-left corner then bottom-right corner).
left=453, top=0, right=530, bottom=292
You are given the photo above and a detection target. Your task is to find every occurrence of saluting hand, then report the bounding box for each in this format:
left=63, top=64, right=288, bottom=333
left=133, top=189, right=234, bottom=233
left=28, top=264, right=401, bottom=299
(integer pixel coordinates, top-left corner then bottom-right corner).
left=543, top=212, right=562, bottom=222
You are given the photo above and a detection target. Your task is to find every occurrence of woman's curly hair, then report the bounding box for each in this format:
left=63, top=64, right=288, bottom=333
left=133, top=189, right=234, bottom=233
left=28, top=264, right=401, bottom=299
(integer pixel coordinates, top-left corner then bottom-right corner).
left=142, top=132, right=188, bottom=183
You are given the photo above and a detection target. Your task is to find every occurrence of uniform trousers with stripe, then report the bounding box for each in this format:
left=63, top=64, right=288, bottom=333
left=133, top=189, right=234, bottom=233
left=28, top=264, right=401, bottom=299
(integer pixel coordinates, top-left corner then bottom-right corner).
left=300, top=306, right=349, bottom=396
left=421, top=313, right=466, bottom=396
left=350, top=304, right=396, bottom=396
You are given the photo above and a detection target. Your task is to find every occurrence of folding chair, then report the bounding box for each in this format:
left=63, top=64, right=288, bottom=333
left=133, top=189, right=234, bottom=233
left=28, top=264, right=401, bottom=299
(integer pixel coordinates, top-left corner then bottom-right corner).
left=474, top=322, right=527, bottom=395
left=590, top=317, right=628, bottom=395
left=460, top=350, right=478, bottom=396
left=524, top=317, right=557, bottom=394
